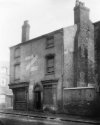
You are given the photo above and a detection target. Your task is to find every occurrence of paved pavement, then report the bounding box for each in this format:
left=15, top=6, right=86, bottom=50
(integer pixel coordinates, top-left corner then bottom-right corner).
left=0, top=109, right=100, bottom=125
left=0, top=113, right=97, bottom=125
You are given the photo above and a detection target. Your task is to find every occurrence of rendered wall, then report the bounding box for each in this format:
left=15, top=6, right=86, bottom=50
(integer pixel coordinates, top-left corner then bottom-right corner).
left=63, top=25, right=77, bottom=88
left=10, top=30, right=63, bottom=111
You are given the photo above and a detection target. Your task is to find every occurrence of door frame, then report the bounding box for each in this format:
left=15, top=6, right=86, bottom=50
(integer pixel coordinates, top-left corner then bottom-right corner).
left=33, top=83, right=43, bottom=110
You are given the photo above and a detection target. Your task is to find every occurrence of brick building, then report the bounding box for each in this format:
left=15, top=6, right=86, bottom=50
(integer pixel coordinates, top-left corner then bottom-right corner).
left=9, top=0, right=100, bottom=115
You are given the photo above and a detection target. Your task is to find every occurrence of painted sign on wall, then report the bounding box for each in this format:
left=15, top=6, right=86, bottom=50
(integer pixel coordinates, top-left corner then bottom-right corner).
left=25, top=55, right=39, bottom=72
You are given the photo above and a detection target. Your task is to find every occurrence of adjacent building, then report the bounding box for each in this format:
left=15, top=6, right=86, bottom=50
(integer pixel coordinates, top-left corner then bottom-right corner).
left=9, top=0, right=100, bottom=116
left=0, top=61, right=13, bottom=109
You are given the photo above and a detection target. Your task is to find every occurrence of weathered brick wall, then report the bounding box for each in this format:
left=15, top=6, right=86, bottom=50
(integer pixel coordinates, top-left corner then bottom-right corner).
left=63, top=25, right=77, bottom=88
left=87, top=22, right=95, bottom=85
left=74, top=1, right=95, bottom=87
left=94, top=22, right=100, bottom=115
left=63, top=87, right=98, bottom=116
left=72, top=21, right=95, bottom=88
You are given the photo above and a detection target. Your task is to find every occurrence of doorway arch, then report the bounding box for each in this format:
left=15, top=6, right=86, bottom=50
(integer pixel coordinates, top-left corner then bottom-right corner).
left=34, top=83, right=43, bottom=110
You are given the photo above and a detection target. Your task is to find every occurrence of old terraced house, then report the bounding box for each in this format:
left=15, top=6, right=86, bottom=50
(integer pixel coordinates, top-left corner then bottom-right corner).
left=9, top=0, right=100, bottom=116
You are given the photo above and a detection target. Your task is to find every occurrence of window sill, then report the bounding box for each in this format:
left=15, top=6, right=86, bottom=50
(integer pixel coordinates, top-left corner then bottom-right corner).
left=45, top=72, right=55, bottom=75
left=15, top=101, right=26, bottom=103
left=46, top=45, right=54, bottom=49
left=14, top=56, right=20, bottom=59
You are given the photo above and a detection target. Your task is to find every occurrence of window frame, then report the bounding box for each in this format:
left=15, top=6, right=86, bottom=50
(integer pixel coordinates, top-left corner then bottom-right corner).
left=45, top=54, right=55, bottom=75
left=46, top=36, right=54, bottom=49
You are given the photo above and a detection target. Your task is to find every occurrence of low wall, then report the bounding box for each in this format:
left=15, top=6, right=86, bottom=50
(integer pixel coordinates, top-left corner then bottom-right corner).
left=63, top=87, right=100, bottom=116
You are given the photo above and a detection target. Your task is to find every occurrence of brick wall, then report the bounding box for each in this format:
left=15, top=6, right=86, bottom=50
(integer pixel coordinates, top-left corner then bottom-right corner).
left=63, top=87, right=99, bottom=116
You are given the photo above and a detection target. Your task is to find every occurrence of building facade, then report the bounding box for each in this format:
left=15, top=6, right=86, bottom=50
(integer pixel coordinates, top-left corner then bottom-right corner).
left=9, top=1, right=100, bottom=115
left=0, top=61, right=13, bottom=109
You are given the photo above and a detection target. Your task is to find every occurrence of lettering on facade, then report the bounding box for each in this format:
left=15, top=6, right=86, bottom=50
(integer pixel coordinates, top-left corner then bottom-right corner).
left=25, top=55, right=39, bottom=72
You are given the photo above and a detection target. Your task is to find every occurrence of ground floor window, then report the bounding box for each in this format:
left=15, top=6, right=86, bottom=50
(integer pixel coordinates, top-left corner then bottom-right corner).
left=13, top=87, right=27, bottom=110
left=15, top=88, right=26, bottom=102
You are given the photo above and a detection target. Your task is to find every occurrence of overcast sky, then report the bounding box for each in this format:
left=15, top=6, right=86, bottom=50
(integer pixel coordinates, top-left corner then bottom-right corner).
left=0, top=0, right=100, bottom=62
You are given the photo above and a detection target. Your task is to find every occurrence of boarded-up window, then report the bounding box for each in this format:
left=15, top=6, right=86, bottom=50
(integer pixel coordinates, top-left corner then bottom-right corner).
left=46, top=36, right=54, bottom=48
left=43, top=87, right=53, bottom=105
left=15, top=88, right=26, bottom=102
left=14, top=88, right=27, bottom=110
left=46, top=55, right=55, bottom=74
left=43, top=84, right=56, bottom=106
left=14, top=64, right=20, bottom=80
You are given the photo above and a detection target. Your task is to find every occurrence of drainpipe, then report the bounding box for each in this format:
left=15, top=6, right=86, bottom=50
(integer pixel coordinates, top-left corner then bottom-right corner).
left=61, top=29, right=64, bottom=112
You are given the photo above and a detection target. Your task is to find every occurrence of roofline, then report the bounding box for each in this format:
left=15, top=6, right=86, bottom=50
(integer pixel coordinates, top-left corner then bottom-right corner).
left=10, top=28, right=63, bottom=49
left=93, top=21, right=100, bottom=25
left=0, top=93, right=13, bottom=96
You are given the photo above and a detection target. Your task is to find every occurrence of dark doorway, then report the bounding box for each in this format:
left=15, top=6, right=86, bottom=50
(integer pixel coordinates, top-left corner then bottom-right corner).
left=34, top=91, right=41, bottom=110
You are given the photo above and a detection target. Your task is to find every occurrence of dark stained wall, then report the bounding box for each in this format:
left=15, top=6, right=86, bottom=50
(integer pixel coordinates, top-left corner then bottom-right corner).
left=74, top=1, right=95, bottom=87
left=63, top=87, right=97, bottom=116
left=94, top=22, right=100, bottom=91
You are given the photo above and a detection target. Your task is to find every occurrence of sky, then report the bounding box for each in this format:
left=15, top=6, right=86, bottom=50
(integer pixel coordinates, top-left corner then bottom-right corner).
left=0, top=0, right=100, bottom=62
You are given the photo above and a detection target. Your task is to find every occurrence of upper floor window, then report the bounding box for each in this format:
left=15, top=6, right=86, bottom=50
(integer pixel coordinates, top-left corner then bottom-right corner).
left=14, top=47, right=20, bottom=58
left=46, top=54, right=55, bottom=74
left=46, top=36, right=54, bottom=48
left=14, top=64, right=20, bottom=80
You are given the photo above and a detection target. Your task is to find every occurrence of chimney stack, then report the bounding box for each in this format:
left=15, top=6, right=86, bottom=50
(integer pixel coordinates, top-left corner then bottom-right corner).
left=22, top=20, right=30, bottom=43
left=74, top=0, right=90, bottom=24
